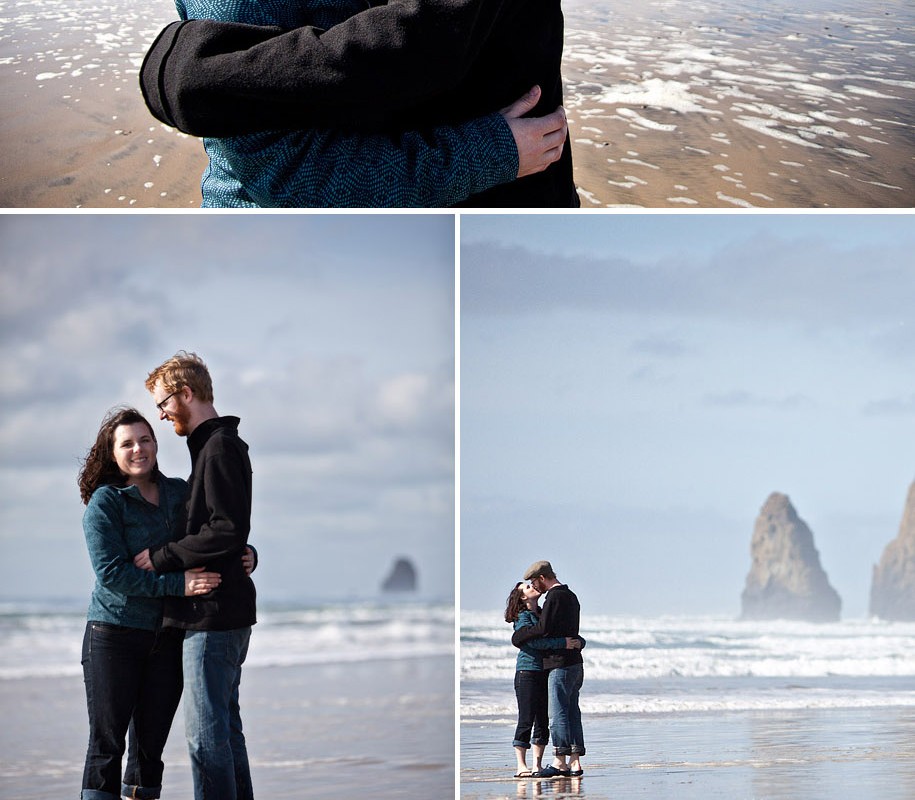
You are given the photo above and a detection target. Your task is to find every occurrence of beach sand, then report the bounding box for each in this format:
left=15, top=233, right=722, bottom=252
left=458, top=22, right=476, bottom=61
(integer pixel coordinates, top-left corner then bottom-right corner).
left=562, top=0, right=915, bottom=208
left=1, top=0, right=912, bottom=208
left=0, top=0, right=207, bottom=207
left=461, top=707, right=915, bottom=799
left=0, top=654, right=453, bottom=799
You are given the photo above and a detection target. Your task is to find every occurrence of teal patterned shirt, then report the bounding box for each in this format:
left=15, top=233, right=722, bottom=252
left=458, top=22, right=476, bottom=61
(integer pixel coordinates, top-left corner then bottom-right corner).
left=176, top=0, right=519, bottom=207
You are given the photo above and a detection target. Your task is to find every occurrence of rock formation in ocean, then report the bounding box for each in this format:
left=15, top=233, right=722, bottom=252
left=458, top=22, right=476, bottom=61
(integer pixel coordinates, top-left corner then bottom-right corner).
left=740, top=492, right=841, bottom=622
left=870, top=480, right=915, bottom=621
left=381, top=557, right=418, bottom=593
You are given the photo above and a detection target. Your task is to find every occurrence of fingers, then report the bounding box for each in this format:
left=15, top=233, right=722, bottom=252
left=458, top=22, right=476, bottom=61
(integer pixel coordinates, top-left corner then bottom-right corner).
left=192, top=571, right=221, bottom=595
left=500, top=85, right=542, bottom=118
left=535, top=105, right=567, bottom=136
left=527, top=108, right=567, bottom=149
left=507, top=103, right=569, bottom=179
left=534, top=111, right=568, bottom=156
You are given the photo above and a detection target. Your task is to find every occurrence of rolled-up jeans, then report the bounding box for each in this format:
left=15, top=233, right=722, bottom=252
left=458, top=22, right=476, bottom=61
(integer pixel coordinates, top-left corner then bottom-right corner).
left=80, top=622, right=184, bottom=800
left=513, top=670, right=550, bottom=749
left=182, top=627, right=253, bottom=800
left=548, top=663, right=585, bottom=758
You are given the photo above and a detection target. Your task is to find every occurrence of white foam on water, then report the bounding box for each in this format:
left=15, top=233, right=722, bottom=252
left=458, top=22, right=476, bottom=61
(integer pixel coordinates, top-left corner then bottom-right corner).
left=599, top=78, right=719, bottom=115
left=621, top=157, right=660, bottom=169
left=617, top=108, right=678, bottom=132
left=844, top=84, right=899, bottom=99
left=734, top=116, right=824, bottom=148
left=0, top=601, right=454, bottom=679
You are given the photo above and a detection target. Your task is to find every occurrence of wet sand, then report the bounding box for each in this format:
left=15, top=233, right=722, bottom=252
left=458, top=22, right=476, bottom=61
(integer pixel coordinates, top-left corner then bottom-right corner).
left=0, top=655, right=453, bottom=799
left=563, top=0, right=915, bottom=208
left=461, top=706, right=915, bottom=799
left=0, top=0, right=912, bottom=208
left=0, top=0, right=206, bottom=207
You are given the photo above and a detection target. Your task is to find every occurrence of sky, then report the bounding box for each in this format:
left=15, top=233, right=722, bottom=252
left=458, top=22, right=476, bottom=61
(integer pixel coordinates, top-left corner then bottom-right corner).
left=460, top=213, right=915, bottom=618
left=0, top=214, right=455, bottom=606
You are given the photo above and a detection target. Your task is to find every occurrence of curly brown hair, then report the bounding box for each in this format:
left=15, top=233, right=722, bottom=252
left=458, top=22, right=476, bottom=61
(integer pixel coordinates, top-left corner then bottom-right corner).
left=145, top=350, right=214, bottom=403
left=504, top=582, right=527, bottom=624
left=78, top=407, right=159, bottom=505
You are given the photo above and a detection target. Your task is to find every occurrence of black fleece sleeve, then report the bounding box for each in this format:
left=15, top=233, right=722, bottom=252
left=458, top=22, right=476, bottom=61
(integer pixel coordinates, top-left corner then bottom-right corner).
left=511, top=597, right=558, bottom=648
left=140, top=0, right=509, bottom=137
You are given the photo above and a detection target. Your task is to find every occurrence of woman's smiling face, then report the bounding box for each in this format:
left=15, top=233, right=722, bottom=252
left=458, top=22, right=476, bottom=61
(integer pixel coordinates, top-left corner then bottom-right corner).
left=111, top=422, right=157, bottom=482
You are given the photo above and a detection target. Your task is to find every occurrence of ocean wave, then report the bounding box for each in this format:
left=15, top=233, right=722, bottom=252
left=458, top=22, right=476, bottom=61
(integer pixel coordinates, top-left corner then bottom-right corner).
left=462, top=687, right=915, bottom=719
left=461, top=613, right=915, bottom=682
left=0, top=601, right=454, bottom=679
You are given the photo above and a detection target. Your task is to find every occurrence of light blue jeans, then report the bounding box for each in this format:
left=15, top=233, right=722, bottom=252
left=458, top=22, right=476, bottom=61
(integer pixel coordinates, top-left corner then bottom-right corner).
left=548, top=663, right=585, bottom=757
left=182, top=628, right=254, bottom=800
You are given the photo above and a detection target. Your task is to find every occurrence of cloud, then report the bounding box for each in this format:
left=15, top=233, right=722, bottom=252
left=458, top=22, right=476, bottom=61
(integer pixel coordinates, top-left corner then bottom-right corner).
left=861, top=395, right=915, bottom=417
left=629, top=334, right=690, bottom=358
left=225, top=354, right=453, bottom=458
left=703, top=390, right=815, bottom=410
left=461, top=230, right=915, bottom=332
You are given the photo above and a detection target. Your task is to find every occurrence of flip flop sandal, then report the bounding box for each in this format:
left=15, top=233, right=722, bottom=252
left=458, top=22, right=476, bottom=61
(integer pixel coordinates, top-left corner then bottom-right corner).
left=535, top=765, right=571, bottom=778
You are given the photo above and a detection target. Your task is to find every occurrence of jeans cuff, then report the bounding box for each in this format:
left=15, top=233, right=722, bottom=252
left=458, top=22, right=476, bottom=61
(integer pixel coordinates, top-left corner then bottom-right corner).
left=121, top=783, right=162, bottom=799
left=81, top=791, right=120, bottom=800
left=513, top=740, right=531, bottom=749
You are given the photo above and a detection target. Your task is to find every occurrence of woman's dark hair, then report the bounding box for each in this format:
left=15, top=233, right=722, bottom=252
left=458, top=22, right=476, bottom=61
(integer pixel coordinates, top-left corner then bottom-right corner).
left=78, top=407, right=159, bottom=505
left=504, top=582, right=526, bottom=624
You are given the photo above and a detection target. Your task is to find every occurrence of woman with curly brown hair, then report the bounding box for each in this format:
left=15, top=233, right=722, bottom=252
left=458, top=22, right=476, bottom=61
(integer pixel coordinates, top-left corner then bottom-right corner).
left=77, top=406, right=223, bottom=800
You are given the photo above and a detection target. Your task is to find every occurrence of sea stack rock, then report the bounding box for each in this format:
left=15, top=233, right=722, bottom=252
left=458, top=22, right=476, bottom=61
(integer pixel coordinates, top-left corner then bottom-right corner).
left=381, top=557, right=418, bottom=593
left=740, top=492, right=841, bottom=622
left=870, top=481, right=915, bottom=621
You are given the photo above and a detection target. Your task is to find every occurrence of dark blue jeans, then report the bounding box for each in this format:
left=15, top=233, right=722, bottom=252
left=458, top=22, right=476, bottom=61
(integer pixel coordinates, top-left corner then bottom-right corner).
left=81, top=622, right=184, bottom=800
left=513, top=670, right=550, bottom=749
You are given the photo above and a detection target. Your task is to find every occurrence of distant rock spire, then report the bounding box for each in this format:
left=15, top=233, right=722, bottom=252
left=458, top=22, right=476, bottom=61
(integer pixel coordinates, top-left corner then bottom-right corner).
left=870, top=480, right=915, bottom=621
left=381, top=557, right=418, bottom=593
left=740, top=492, right=841, bottom=622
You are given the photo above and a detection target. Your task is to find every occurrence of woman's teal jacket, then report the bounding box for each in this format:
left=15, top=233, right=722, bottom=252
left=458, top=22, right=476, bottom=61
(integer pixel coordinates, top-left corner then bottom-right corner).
left=83, top=475, right=188, bottom=630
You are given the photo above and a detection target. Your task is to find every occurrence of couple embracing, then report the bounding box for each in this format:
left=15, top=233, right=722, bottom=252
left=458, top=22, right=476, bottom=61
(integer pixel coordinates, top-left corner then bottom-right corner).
left=505, top=560, right=585, bottom=779
left=78, top=352, right=255, bottom=800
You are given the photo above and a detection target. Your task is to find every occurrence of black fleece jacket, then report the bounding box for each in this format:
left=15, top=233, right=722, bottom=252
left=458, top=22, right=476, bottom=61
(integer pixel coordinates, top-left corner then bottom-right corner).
left=511, top=583, right=582, bottom=670
left=139, top=0, right=578, bottom=207
left=151, top=416, right=257, bottom=630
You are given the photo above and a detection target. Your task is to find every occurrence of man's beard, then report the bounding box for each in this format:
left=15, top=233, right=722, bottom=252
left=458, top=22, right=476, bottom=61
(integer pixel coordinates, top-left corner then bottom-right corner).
left=169, top=402, right=192, bottom=437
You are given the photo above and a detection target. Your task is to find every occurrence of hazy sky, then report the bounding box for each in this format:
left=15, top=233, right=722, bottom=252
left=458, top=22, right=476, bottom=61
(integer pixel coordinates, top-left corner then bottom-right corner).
left=0, top=214, right=455, bottom=605
left=460, top=213, right=915, bottom=617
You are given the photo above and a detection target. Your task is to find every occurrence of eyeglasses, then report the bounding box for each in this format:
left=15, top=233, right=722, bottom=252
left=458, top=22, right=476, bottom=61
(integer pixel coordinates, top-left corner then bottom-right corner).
left=156, top=390, right=181, bottom=413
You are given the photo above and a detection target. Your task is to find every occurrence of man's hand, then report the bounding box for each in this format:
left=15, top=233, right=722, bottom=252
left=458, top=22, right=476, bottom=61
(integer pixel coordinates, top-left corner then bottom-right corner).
left=566, top=637, right=582, bottom=650
left=501, top=86, right=567, bottom=179
left=185, top=567, right=222, bottom=596
left=242, top=546, right=256, bottom=576
left=134, top=549, right=154, bottom=571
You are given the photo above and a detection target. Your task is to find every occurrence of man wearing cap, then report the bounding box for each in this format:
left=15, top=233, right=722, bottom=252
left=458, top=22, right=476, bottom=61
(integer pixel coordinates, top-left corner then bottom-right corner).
left=511, top=560, right=585, bottom=778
